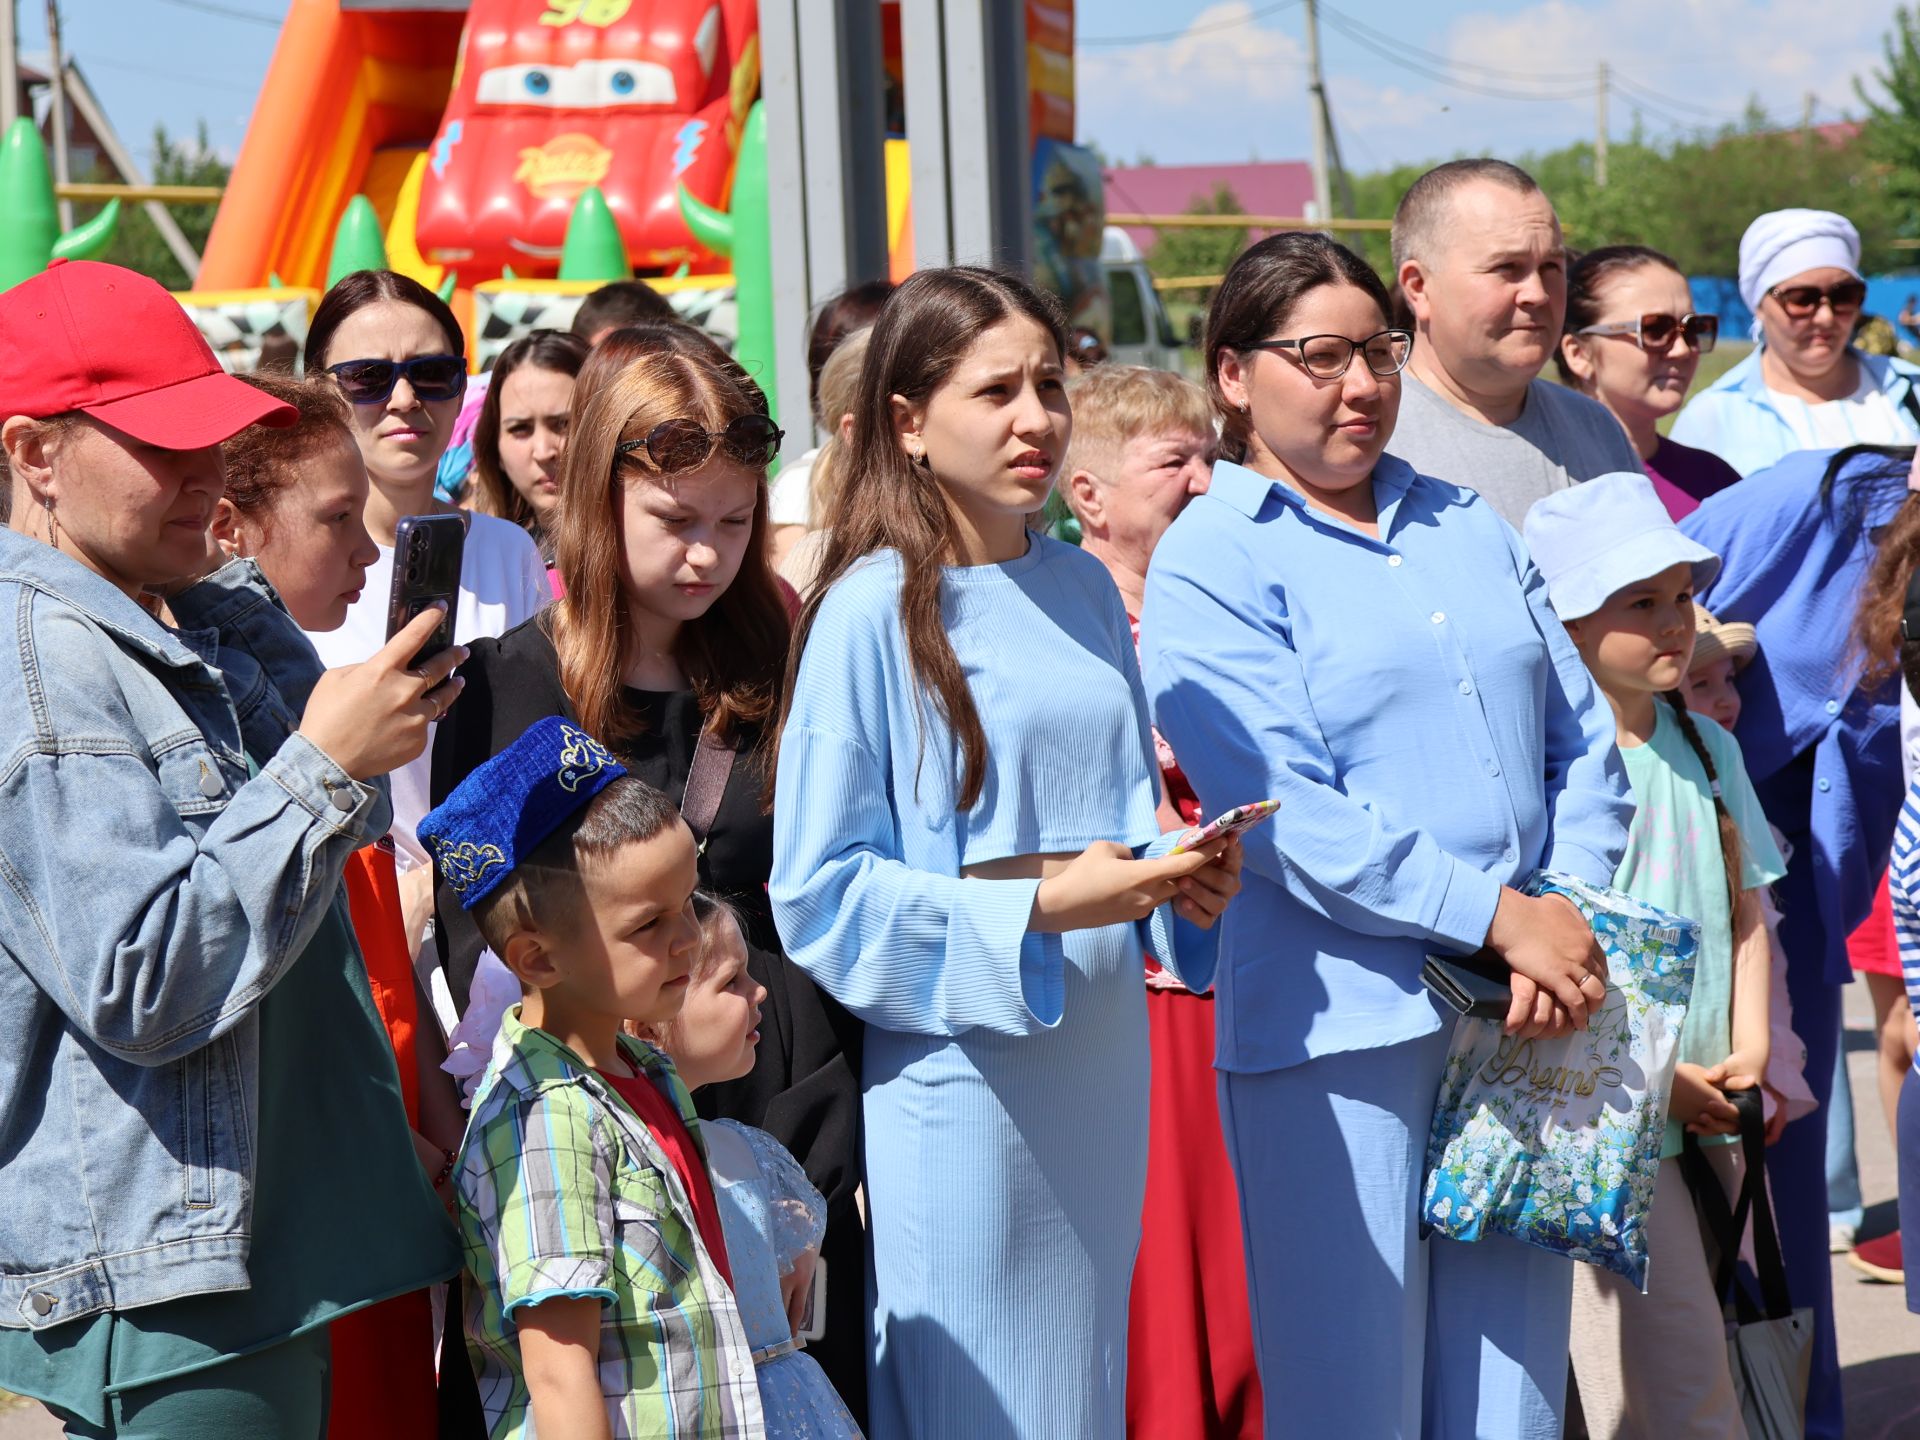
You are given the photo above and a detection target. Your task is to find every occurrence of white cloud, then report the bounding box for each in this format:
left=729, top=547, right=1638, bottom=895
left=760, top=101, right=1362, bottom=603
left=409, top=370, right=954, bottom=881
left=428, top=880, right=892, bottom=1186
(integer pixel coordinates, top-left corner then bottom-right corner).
left=1077, top=0, right=1895, bottom=169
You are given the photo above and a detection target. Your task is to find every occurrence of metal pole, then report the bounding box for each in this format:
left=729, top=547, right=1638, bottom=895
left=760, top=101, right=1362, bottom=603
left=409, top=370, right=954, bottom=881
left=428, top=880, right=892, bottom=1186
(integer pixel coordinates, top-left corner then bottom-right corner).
left=1303, top=0, right=1332, bottom=224
left=43, top=0, right=71, bottom=229
left=63, top=63, right=203, bottom=280
left=0, top=0, right=19, bottom=132
left=1595, top=60, right=1609, bottom=189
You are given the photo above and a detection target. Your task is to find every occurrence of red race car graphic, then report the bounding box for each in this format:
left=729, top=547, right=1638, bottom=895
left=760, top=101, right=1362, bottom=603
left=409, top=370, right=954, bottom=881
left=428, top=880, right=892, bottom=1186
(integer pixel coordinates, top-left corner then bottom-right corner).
left=415, top=0, right=758, bottom=277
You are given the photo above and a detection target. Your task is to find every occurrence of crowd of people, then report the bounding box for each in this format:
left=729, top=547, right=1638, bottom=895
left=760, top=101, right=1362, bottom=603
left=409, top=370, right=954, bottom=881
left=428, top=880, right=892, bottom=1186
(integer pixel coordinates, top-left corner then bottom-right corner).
left=0, top=151, right=1914, bottom=1440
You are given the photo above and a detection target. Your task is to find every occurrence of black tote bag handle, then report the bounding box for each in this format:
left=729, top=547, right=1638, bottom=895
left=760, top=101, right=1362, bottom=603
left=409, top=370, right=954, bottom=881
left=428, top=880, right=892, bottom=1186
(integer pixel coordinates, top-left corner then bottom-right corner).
left=1680, top=1087, right=1795, bottom=1323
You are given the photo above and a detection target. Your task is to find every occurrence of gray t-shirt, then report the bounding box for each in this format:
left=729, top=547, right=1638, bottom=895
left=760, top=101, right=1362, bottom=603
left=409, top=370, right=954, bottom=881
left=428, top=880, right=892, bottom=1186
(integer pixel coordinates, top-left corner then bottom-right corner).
left=1387, top=372, right=1642, bottom=530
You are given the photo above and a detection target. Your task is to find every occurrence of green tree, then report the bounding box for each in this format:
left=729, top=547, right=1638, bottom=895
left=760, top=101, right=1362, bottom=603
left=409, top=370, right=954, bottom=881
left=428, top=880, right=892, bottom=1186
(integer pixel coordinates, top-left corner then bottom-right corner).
left=1858, top=5, right=1920, bottom=239
left=1145, top=184, right=1246, bottom=298
left=82, top=123, right=229, bottom=292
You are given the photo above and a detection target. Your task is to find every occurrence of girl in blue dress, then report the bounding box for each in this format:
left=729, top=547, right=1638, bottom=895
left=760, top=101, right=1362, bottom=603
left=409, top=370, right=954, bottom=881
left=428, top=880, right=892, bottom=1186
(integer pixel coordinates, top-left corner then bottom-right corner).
left=768, top=267, right=1243, bottom=1440
left=644, top=898, right=864, bottom=1438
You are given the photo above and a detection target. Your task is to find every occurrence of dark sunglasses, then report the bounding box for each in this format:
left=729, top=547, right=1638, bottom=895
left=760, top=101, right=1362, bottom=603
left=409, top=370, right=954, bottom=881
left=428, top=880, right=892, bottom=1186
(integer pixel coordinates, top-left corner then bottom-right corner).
left=1577, top=312, right=1719, bottom=354
left=615, top=414, right=784, bottom=473
left=1767, top=280, right=1867, bottom=319
left=326, top=354, right=468, bottom=405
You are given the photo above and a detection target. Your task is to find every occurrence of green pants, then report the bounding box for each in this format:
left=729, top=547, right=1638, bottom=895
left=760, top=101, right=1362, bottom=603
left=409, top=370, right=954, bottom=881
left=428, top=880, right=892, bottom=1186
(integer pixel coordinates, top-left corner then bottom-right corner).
left=56, top=1328, right=331, bottom=1440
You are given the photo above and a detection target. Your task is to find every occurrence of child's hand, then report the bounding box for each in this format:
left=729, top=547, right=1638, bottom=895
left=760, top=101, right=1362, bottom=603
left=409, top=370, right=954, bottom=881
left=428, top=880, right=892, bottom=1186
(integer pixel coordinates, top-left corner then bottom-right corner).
left=1761, top=1083, right=1791, bottom=1144
left=1710, top=1048, right=1768, bottom=1093
left=782, top=1247, right=819, bottom=1337
left=1671, top=1062, right=1740, bottom=1136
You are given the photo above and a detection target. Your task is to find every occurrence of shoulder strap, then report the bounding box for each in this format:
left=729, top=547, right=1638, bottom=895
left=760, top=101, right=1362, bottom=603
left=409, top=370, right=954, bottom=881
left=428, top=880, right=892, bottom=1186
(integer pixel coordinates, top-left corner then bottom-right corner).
left=681, top=728, right=737, bottom=846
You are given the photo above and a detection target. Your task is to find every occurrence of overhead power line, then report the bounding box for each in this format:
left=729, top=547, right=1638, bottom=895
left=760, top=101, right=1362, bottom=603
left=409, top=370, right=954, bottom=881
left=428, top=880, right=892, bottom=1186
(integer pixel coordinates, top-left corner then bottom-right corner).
left=1317, top=4, right=1589, bottom=85
left=1080, top=0, right=1300, bottom=49
left=1318, top=9, right=1596, bottom=103
left=151, top=0, right=282, bottom=27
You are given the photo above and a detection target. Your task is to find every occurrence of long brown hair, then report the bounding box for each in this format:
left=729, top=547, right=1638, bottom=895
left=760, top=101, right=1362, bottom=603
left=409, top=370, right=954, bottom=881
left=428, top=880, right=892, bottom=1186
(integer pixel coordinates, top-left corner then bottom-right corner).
left=472, top=330, right=590, bottom=531
left=777, top=266, right=1067, bottom=810
left=550, top=324, right=789, bottom=748
left=1849, top=445, right=1920, bottom=689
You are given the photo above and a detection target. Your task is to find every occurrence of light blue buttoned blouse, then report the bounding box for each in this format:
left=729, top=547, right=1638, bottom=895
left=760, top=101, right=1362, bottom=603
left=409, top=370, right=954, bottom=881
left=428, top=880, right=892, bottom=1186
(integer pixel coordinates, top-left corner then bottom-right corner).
left=1141, top=456, right=1632, bottom=1073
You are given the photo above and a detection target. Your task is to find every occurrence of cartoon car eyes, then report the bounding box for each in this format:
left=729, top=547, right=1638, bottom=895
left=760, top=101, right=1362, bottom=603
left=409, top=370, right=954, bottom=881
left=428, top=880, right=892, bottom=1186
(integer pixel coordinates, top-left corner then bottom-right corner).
left=475, top=59, right=678, bottom=109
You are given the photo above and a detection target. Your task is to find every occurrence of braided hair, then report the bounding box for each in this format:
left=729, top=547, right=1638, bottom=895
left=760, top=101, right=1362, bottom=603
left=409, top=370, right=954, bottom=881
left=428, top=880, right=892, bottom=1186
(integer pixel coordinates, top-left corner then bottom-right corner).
left=1661, top=691, right=1745, bottom=920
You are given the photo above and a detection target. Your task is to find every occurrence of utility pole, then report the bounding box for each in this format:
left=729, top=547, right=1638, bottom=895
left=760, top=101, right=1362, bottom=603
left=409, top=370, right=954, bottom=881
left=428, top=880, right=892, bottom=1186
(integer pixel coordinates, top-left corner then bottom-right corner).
left=44, top=0, right=71, bottom=229
left=0, top=0, right=18, bottom=132
left=1802, top=90, right=1817, bottom=133
left=1594, top=59, right=1609, bottom=188
left=1303, top=0, right=1332, bottom=224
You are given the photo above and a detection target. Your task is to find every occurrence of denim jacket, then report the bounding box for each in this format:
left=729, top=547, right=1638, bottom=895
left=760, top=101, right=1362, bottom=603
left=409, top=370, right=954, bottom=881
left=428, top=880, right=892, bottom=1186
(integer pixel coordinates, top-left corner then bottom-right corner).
left=0, top=531, right=387, bottom=1330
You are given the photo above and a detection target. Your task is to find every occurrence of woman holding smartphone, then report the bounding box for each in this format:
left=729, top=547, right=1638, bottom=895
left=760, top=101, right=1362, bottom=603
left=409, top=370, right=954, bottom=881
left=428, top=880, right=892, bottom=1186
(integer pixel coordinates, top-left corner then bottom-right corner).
left=1140, top=234, right=1631, bottom=1439
left=770, top=267, right=1241, bottom=1439
left=301, top=271, right=551, bottom=1019
left=0, top=261, right=459, bottom=1436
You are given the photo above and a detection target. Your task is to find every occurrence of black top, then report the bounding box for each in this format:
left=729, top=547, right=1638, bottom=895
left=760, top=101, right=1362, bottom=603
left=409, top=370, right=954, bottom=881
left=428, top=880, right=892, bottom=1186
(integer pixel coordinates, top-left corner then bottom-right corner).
left=429, top=613, right=868, bottom=1418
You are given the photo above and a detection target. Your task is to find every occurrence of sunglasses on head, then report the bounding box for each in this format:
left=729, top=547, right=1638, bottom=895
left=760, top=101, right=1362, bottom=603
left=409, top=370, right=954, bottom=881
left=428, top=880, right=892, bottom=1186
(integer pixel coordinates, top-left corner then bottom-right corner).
left=615, top=414, right=784, bottom=473
left=1577, top=312, right=1719, bottom=354
left=1767, top=280, right=1867, bottom=319
left=326, top=354, right=468, bottom=405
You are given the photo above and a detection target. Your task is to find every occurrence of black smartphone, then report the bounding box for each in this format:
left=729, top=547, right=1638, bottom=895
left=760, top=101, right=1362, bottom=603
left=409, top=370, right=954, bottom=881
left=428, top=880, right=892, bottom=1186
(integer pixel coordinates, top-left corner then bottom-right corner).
left=385, top=513, right=466, bottom=668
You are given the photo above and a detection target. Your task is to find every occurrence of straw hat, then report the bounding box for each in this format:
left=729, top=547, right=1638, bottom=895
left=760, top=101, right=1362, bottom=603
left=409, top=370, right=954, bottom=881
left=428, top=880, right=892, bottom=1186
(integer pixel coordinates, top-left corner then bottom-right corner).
left=1692, top=603, right=1757, bottom=672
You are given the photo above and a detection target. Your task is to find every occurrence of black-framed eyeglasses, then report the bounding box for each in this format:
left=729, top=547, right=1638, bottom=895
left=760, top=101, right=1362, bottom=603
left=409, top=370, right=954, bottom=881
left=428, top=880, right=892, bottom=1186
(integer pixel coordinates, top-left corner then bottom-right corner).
left=615, top=414, right=784, bottom=473
left=325, top=354, right=468, bottom=405
left=1767, top=280, right=1867, bottom=319
left=1577, top=312, right=1719, bottom=354
left=1244, top=328, right=1413, bottom=380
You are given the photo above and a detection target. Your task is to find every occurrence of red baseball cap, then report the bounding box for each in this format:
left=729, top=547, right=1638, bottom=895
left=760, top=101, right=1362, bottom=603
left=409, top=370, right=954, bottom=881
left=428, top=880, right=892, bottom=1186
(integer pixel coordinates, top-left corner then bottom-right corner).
left=0, top=259, right=295, bottom=448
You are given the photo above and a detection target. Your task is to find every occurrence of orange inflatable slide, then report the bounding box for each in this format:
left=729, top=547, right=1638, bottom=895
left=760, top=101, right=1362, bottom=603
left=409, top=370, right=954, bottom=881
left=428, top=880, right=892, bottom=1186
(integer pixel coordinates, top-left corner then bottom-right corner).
left=197, top=0, right=462, bottom=292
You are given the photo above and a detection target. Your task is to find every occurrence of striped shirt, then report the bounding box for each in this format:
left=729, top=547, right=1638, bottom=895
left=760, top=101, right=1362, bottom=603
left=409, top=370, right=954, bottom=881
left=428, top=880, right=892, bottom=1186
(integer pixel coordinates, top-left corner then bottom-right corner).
left=1887, top=778, right=1920, bottom=1078
left=458, top=1005, right=765, bottom=1439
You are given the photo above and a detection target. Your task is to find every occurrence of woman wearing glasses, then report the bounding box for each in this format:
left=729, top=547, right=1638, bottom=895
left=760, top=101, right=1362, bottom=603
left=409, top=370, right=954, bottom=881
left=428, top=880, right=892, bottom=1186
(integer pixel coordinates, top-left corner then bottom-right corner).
left=1141, top=233, right=1631, bottom=1439
left=1557, top=245, right=1739, bottom=519
left=429, top=325, right=872, bottom=1421
left=1672, top=208, right=1920, bottom=477
left=301, top=271, right=552, bottom=896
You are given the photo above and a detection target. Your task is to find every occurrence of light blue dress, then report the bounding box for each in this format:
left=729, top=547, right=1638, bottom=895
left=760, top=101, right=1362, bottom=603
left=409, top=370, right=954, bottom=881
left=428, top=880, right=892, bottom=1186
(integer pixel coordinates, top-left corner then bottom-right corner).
left=704, top=1120, right=863, bottom=1439
left=769, top=541, right=1216, bottom=1440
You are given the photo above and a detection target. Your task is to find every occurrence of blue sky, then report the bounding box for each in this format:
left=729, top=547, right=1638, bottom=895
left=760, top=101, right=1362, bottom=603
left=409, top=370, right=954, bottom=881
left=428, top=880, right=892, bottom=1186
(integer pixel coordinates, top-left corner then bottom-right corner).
left=21, top=0, right=1899, bottom=174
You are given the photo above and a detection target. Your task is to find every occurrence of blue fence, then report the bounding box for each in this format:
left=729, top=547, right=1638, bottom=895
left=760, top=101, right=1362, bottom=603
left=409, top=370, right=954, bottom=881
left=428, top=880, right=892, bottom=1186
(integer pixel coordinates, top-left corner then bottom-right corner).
left=1688, top=273, right=1920, bottom=342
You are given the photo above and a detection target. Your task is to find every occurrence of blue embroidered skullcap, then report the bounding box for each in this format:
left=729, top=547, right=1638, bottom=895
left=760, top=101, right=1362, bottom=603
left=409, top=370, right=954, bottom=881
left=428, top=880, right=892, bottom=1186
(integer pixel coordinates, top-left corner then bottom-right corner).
left=418, top=715, right=625, bottom=909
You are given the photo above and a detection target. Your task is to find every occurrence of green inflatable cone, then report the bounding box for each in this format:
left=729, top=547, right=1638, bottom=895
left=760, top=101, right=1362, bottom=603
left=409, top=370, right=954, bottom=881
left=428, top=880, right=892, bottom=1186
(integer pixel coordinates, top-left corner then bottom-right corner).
left=0, top=117, right=119, bottom=291
left=558, top=187, right=630, bottom=282
left=326, top=195, right=389, bottom=289
left=678, top=102, right=774, bottom=420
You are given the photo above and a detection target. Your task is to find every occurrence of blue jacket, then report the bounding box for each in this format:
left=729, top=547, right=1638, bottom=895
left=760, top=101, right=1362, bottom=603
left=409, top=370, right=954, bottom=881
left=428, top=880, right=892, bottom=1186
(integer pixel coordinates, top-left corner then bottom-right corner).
left=1681, top=447, right=1907, bottom=985
left=1670, top=348, right=1920, bottom=477
left=0, top=534, right=387, bottom=1330
left=1143, top=457, right=1631, bottom=1072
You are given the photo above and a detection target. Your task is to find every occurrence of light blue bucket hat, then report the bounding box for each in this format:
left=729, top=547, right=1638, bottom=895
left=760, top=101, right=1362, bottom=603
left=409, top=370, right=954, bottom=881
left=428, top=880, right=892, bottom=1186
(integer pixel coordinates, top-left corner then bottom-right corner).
left=1522, top=471, right=1722, bottom=621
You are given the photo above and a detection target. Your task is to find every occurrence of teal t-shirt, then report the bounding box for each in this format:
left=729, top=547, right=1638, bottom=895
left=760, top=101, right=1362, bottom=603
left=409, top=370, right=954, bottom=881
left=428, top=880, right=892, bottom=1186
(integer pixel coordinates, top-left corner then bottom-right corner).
left=1614, top=702, right=1787, bottom=1158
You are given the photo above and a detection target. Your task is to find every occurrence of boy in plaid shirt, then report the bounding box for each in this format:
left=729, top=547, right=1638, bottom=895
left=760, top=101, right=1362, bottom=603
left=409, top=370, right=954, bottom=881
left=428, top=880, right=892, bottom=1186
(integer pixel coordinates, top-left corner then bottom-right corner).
left=420, top=717, right=765, bottom=1439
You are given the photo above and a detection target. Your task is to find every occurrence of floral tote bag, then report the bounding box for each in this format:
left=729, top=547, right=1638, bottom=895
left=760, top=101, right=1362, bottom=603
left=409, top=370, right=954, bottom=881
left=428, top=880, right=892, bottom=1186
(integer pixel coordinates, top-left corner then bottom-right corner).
left=1421, top=871, right=1698, bottom=1291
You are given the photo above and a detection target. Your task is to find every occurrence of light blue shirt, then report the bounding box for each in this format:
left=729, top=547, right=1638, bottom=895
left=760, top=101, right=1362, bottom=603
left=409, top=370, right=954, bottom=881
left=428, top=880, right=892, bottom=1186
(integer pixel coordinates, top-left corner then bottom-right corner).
left=771, top=540, right=1214, bottom=1039
left=1141, top=456, right=1632, bottom=1073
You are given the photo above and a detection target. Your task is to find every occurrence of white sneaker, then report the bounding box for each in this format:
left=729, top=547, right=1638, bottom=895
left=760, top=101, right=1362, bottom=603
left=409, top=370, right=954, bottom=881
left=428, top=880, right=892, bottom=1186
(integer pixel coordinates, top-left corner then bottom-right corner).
left=1830, top=1221, right=1858, bottom=1254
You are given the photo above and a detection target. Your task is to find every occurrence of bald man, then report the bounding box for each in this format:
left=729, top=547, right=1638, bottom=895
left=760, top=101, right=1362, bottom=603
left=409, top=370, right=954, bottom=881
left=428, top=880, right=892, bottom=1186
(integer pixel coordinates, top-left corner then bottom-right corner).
left=1387, top=159, right=1640, bottom=528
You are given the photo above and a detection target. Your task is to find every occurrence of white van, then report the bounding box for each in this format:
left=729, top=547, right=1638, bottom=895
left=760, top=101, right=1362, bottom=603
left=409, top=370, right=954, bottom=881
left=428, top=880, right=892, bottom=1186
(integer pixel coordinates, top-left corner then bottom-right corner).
left=1100, top=226, right=1184, bottom=371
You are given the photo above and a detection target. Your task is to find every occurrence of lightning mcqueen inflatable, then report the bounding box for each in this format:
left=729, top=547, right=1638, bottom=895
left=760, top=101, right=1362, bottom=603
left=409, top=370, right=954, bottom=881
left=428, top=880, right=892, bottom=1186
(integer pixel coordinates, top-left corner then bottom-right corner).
left=415, top=0, right=757, bottom=276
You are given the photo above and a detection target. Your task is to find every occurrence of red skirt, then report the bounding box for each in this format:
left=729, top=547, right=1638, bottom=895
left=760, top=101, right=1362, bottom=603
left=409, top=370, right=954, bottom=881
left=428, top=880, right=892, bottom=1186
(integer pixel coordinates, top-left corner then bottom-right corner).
left=1849, top=870, right=1901, bottom=978
left=329, top=846, right=440, bottom=1440
left=1127, top=978, right=1263, bottom=1439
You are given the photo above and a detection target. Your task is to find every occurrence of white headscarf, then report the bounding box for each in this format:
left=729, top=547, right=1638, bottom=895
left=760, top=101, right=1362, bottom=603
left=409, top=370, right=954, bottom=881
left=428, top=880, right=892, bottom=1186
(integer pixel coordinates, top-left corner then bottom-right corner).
left=1738, top=208, right=1861, bottom=316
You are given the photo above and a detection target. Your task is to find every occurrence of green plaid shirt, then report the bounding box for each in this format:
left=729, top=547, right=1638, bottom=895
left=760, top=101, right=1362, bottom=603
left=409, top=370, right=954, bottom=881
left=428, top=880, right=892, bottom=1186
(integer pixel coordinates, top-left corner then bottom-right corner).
left=457, top=1006, right=765, bottom=1439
